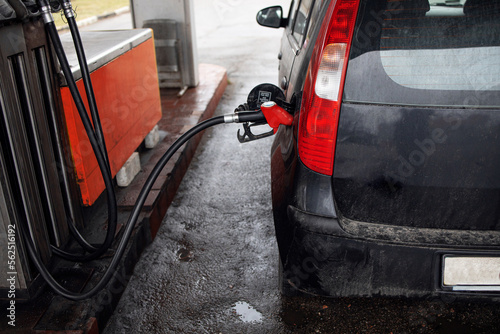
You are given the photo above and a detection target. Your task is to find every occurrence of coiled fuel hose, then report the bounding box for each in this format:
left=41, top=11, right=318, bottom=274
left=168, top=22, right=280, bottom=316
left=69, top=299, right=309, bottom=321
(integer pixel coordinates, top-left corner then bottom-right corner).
left=20, top=108, right=264, bottom=299
left=29, top=0, right=268, bottom=301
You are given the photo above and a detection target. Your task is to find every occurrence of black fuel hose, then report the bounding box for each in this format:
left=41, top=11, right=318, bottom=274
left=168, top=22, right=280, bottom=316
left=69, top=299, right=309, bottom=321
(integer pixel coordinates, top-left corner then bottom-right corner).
left=50, top=0, right=117, bottom=258
left=65, top=214, right=98, bottom=253
left=38, top=1, right=117, bottom=262
left=62, top=0, right=110, bottom=169
left=19, top=115, right=226, bottom=300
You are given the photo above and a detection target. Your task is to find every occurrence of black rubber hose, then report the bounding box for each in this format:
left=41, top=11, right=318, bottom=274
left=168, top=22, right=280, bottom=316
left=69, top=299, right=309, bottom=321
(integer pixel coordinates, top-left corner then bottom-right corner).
left=20, top=115, right=225, bottom=300
left=49, top=0, right=115, bottom=258
left=65, top=214, right=98, bottom=252
left=43, top=18, right=117, bottom=262
left=64, top=1, right=110, bottom=170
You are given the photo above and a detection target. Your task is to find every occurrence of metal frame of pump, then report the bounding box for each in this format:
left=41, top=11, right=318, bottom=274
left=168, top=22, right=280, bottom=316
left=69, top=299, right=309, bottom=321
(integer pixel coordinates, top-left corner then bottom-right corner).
left=16, top=0, right=293, bottom=301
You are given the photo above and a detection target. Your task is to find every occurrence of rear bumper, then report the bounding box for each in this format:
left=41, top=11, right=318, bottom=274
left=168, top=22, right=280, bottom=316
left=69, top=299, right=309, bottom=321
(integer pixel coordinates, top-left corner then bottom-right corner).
left=283, top=205, right=500, bottom=298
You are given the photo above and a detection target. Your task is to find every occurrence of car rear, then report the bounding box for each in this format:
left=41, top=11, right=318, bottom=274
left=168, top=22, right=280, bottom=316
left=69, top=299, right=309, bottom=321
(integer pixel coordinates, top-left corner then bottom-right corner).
left=272, top=0, right=500, bottom=298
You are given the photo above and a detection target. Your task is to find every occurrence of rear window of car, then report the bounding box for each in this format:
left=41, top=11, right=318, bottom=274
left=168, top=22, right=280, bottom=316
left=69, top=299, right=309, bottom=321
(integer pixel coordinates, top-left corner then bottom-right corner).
left=343, top=0, right=500, bottom=107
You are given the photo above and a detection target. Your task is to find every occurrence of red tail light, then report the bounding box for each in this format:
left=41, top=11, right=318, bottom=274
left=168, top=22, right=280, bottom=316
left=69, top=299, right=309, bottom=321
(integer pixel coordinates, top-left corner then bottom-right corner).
left=298, top=0, right=360, bottom=175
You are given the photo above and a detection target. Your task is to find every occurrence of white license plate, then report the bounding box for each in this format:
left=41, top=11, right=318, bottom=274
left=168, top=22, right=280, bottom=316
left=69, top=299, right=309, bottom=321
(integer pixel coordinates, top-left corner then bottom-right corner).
left=443, top=256, right=500, bottom=291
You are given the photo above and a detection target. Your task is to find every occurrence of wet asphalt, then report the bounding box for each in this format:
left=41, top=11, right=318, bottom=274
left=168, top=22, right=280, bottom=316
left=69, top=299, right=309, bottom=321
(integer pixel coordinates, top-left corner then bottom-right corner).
left=103, top=1, right=499, bottom=333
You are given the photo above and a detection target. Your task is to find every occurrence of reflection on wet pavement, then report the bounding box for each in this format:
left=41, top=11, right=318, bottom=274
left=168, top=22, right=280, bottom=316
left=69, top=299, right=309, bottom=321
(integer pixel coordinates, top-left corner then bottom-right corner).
left=232, top=301, right=263, bottom=323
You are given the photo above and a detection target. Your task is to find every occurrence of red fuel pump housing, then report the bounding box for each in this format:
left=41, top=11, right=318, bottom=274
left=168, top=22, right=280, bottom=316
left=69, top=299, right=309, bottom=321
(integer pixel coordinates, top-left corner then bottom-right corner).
left=60, top=29, right=162, bottom=206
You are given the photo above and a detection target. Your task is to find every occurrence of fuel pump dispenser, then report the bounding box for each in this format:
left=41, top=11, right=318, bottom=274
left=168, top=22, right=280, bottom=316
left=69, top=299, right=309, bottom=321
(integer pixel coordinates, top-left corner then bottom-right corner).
left=0, top=0, right=75, bottom=299
left=2, top=0, right=293, bottom=301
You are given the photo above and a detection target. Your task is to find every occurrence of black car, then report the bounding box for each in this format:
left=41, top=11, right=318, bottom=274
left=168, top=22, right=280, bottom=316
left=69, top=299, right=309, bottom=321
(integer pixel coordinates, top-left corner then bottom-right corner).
left=257, top=0, right=500, bottom=298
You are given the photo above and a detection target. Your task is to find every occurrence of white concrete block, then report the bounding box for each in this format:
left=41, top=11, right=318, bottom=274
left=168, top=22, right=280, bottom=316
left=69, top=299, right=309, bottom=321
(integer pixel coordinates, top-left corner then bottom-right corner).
left=145, top=124, right=160, bottom=149
left=116, top=152, right=141, bottom=187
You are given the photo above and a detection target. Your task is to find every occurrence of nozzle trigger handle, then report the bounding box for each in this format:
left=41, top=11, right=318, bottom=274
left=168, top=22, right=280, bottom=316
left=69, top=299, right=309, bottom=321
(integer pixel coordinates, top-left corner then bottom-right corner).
left=260, top=101, right=293, bottom=134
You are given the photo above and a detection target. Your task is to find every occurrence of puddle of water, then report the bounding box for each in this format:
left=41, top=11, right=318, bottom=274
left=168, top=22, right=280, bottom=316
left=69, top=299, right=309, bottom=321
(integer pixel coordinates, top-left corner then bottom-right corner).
left=233, top=301, right=263, bottom=323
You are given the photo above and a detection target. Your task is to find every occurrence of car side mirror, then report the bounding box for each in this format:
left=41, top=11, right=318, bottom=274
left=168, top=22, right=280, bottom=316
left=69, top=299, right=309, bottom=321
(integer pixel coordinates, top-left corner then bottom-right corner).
left=256, top=6, right=287, bottom=28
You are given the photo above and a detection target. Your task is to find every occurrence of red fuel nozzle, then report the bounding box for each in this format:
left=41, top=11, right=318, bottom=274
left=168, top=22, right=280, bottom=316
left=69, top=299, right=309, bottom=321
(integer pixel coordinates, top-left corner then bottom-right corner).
left=260, top=101, right=293, bottom=134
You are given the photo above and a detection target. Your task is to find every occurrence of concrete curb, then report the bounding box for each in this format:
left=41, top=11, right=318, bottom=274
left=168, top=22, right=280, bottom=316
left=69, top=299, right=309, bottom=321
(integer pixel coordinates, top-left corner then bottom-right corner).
left=57, top=6, right=130, bottom=31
